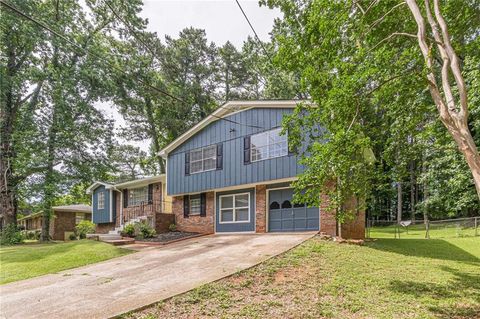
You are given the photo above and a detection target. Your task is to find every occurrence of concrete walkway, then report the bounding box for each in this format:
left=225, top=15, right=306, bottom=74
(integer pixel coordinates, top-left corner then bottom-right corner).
left=0, top=233, right=314, bottom=319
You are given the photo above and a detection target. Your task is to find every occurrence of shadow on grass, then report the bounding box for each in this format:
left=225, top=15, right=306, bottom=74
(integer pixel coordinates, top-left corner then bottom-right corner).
left=368, top=239, right=480, bottom=263
left=389, top=266, right=480, bottom=319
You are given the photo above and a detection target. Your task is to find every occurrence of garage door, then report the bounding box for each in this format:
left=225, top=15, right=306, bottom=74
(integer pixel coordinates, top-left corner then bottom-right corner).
left=268, top=188, right=319, bottom=232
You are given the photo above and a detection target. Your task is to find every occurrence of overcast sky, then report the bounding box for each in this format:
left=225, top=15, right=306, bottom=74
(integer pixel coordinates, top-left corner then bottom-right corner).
left=100, top=0, right=281, bottom=151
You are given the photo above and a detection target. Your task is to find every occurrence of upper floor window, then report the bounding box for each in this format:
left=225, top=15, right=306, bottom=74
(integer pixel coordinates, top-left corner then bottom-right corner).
left=128, top=186, right=148, bottom=206
left=189, top=145, right=217, bottom=174
left=97, top=191, right=105, bottom=209
left=251, top=128, right=288, bottom=162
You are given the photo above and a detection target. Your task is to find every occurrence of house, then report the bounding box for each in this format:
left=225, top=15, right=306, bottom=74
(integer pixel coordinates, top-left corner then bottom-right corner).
left=159, top=100, right=365, bottom=238
left=86, top=175, right=173, bottom=234
left=17, top=204, right=92, bottom=240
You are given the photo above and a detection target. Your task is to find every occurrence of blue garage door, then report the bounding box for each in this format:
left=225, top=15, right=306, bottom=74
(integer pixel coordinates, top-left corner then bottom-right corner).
left=268, top=188, right=319, bottom=232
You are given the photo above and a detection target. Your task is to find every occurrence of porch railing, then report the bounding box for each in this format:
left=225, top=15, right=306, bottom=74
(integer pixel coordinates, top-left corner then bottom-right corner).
left=122, top=200, right=163, bottom=225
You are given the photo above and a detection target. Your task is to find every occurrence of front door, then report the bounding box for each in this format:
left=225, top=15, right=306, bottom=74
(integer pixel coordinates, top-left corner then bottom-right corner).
left=268, top=188, right=319, bottom=232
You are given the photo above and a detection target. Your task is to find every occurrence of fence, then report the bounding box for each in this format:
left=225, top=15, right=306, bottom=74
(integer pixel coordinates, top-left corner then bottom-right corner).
left=366, top=216, right=479, bottom=239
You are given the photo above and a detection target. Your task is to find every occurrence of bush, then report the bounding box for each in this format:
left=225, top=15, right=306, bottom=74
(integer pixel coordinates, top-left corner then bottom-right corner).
left=69, top=233, right=77, bottom=240
left=25, top=231, right=35, bottom=240
left=138, top=222, right=156, bottom=238
left=75, top=220, right=96, bottom=238
left=168, top=223, right=177, bottom=232
left=122, top=223, right=135, bottom=237
left=1, top=224, right=23, bottom=245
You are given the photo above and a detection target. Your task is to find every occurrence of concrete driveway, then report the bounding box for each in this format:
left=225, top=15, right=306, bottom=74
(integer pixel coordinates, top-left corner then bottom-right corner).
left=0, top=233, right=314, bottom=319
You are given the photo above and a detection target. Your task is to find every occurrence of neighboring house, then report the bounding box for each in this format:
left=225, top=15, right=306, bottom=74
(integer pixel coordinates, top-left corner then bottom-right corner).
left=159, top=100, right=365, bottom=238
left=86, top=175, right=173, bottom=234
left=17, top=204, right=92, bottom=240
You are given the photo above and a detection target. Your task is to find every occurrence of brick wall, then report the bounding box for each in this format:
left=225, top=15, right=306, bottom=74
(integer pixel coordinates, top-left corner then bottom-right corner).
left=341, top=196, right=366, bottom=239
left=155, top=213, right=175, bottom=233
left=320, top=181, right=337, bottom=237
left=121, top=182, right=163, bottom=225
left=51, top=212, right=76, bottom=240
left=172, top=192, right=214, bottom=234
left=95, top=222, right=115, bottom=234
left=255, top=185, right=266, bottom=233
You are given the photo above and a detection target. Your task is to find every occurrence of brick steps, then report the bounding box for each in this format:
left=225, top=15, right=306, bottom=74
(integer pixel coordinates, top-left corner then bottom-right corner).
left=102, top=238, right=135, bottom=246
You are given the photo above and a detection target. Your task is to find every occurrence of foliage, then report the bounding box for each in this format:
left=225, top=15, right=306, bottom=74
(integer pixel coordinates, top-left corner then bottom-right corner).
left=168, top=223, right=177, bottom=232
left=75, top=220, right=96, bottom=238
left=122, top=223, right=136, bottom=238
left=68, top=233, right=77, bottom=241
left=0, top=224, right=23, bottom=245
left=263, top=0, right=480, bottom=220
left=0, top=240, right=132, bottom=284
left=137, top=222, right=156, bottom=239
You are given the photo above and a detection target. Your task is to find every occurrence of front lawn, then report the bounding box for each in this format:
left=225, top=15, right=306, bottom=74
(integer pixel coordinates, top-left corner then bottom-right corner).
left=0, top=240, right=132, bottom=284
left=125, top=236, right=480, bottom=319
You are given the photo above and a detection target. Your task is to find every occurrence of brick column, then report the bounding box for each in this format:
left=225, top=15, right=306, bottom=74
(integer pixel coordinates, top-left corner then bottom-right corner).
left=320, top=185, right=337, bottom=237
left=341, top=196, right=366, bottom=239
left=255, top=185, right=267, bottom=233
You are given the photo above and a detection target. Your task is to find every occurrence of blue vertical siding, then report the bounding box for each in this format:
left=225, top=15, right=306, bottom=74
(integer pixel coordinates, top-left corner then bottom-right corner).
left=167, top=107, right=304, bottom=196
left=92, top=186, right=111, bottom=224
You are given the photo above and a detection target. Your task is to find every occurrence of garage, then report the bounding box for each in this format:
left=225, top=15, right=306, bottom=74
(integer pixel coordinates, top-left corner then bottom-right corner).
left=268, top=188, right=319, bottom=232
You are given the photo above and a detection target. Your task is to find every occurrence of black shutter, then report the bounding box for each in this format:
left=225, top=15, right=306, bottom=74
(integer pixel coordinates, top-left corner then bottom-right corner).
left=183, top=195, right=190, bottom=218
left=185, top=152, right=190, bottom=176
left=123, top=189, right=128, bottom=208
left=148, top=184, right=153, bottom=204
left=216, top=143, right=223, bottom=170
left=200, top=193, right=207, bottom=217
left=244, top=136, right=251, bottom=164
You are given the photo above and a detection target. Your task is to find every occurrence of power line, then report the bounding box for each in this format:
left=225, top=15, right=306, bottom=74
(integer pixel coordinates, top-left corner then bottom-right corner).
left=103, top=0, right=265, bottom=130
left=0, top=0, right=186, bottom=104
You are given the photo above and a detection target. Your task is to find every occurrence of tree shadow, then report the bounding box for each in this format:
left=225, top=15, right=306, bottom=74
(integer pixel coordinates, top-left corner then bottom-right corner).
left=367, top=239, right=480, bottom=264
left=389, top=266, right=480, bottom=318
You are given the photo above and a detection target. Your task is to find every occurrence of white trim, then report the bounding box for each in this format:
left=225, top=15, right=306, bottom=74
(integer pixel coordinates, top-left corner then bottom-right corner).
left=86, top=181, right=113, bottom=194
left=113, top=175, right=165, bottom=189
left=109, top=189, right=113, bottom=223
left=159, top=100, right=309, bottom=157
left=218, top=192, right=251, bottom=224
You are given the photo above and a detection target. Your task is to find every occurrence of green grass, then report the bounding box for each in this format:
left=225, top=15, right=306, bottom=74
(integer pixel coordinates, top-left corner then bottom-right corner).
left=369, top=224, right=478, bottom=239
left=127, top=236, right=480, bottom=319
left=0, top=240, right=132, bottom=284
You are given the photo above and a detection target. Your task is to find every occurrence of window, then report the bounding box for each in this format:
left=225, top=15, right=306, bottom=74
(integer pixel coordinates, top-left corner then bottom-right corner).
left=97, top=191, right=105, bottom=209
left=219, top=193, right=250, bottom=223
left=190, top=195, right=201, bottom=215
left=75, top=213, right=85, bottom=224
left=128, top=186, right=148, bottom=206
left=251, top=128, right=288, bottom=162
left=189, top=145, right=217, bottom=174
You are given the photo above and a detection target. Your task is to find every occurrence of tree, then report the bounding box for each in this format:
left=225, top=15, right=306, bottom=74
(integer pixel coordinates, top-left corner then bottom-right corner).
left=109, top=144, right=147, bottom=180
left=405, top=0, right=480, bottom=198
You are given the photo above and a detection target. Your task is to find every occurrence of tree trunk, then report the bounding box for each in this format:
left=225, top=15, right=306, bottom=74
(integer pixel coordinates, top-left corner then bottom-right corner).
left=406, top=0, right=480, bottom=200
left=397, top=181, right=402, bottom=223
left=145, top=97, right=164, bottom=173
left=410, top=160, right=416, bottom=224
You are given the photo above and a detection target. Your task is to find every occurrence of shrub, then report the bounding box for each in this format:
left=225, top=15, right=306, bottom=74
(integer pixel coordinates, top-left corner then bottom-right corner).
left=0, top=223, right=23, bottom=245
left=75, top=220, right=96, bottom=238
left=34, top=230, right=41, bottom=240
left=122, top=223, right=135, bottom=237
left=26, top=231, right=35, bottom=240
left=69, top=233, right=77, bottom=241
left=138, top=222, right=156, bottom=238
left=168, top=223, right=177, bottom=232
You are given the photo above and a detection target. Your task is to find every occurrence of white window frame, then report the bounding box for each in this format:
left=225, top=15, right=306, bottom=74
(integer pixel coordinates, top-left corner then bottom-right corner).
left=250, top=127, right=288, bottom=162
left=189, top=145, right=217, bottom=174
left=97, top=191, right=105, bottom=209
left=219, top=192, right=250, bottom=224
left=128, top=186, right=148, bottom=207
left=189, top=195, right=201, bottom=216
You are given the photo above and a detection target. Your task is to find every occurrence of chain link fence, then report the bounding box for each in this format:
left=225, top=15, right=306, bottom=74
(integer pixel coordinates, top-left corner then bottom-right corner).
left=366, top=216, right=479, bottom=239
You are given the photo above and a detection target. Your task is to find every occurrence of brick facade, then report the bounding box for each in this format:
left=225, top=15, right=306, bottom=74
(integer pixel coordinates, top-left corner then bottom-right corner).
left=155, top=213, right=175, bottom=233
left=95, top=222, right=115, bottom=234
left=255, top=185, right=267, bottom=233
left=172, top=192, right=215, bottom=234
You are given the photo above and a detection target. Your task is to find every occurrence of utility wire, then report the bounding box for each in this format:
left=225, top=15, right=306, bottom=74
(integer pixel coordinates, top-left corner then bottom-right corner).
left=103, top=0, right=265, bottom=130
left=0, top=0, right=186, bottom=104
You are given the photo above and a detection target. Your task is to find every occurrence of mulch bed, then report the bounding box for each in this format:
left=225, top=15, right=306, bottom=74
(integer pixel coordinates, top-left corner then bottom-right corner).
left=136, top=231, right=201, bottom=244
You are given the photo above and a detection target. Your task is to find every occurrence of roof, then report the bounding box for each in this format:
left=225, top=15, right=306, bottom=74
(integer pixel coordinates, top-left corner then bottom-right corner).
left=52, top=204, right=91, bottom=213
left=86, top=175, right=165, bottom=194
left=18, top=211, right=42, bottom=221
left=159, top=100, right=307, bottom=157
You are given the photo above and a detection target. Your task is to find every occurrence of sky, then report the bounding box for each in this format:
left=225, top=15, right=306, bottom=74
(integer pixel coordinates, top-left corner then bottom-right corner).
left=99, top=0, right=281, bottom=152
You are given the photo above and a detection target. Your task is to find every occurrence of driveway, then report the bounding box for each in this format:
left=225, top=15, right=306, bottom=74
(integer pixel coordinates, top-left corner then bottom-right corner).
left=0, top=233, right=314, bottom=319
